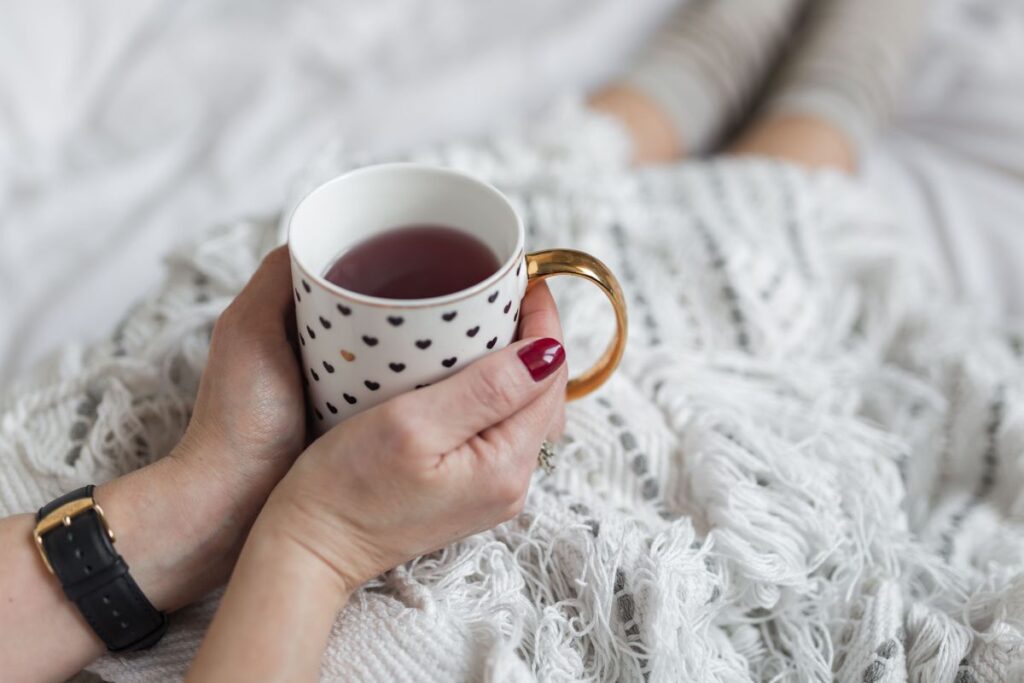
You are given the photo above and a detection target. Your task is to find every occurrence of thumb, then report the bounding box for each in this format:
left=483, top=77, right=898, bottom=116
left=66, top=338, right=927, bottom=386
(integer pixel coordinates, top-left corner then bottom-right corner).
left=389, top=337, right=565, bottom=454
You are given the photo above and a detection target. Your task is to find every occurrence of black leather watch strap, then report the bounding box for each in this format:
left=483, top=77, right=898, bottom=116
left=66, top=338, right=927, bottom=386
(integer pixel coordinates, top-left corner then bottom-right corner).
left=36, top=485, right=168, bottom=652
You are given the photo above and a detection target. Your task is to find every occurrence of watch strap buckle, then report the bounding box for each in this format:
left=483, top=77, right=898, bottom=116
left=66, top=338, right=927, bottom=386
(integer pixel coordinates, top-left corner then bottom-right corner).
left=33, top=496, right=114, bottom=574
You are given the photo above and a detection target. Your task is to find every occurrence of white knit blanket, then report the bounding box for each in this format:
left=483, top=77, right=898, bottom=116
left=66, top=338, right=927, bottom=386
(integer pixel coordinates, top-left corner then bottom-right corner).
left=2, top=108, right=1023, bottom=682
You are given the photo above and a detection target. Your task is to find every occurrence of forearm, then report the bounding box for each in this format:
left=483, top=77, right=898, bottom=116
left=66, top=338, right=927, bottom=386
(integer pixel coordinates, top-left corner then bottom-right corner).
left=0, top=513, right=102, bottom=682
left=0, top=453, right=254, bottom=682
left=186, top=512, right=350, bottom=683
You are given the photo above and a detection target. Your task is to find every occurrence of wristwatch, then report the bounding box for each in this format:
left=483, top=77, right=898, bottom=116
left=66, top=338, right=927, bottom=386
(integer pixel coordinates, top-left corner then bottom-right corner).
left=33, top=485, right=168, bottom=652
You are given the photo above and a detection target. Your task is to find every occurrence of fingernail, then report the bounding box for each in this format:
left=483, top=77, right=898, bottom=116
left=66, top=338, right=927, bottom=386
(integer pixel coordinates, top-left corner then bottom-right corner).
left=518, top=338, right=565, bottom=382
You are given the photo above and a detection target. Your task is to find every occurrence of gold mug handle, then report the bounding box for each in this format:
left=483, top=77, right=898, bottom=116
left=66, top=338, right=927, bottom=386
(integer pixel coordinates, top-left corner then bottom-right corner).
left=525, top=249, right=628, bottom=400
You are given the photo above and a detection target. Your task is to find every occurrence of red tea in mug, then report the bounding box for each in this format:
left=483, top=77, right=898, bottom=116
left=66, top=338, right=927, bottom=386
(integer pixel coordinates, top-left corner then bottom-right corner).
left=324, top=224, right=500, bottom=299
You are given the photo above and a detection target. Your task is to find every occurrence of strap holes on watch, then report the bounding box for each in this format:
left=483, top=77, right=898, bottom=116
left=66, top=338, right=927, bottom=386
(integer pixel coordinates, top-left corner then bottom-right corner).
left=38, top=486, right=170, bottom=651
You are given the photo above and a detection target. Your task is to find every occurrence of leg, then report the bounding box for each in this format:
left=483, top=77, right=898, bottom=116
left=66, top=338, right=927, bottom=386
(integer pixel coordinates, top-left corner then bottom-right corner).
left=590, top=0, right=805, bottom=164
left=730, top=114, right=857, bottom=172
left=589, top=84, right=683, bottom=165
left=731, top=0, right=926, bottom=172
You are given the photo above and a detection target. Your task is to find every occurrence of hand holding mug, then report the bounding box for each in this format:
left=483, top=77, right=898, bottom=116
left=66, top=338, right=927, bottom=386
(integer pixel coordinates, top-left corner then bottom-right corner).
left=187, top=282, right=569, bottom=682
left=94, top=248, right=311, bottom=613
left=190, top=166, right=627, bottom=681
left=254, top=282, right=567, bottom=592
left=178, top=247, right=307, bottom=491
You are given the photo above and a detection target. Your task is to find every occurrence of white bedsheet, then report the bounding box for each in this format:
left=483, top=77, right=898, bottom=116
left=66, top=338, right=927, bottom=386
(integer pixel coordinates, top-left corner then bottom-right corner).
left=0, top=0, right=674, bottom=383
left=1, top=0, right=1022, bottom=385
left=863, top=0, right=1024, bottom=318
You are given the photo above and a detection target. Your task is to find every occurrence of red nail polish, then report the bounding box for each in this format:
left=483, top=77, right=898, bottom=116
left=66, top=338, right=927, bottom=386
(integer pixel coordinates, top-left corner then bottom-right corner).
left=518, top=338, right=565, bottom=381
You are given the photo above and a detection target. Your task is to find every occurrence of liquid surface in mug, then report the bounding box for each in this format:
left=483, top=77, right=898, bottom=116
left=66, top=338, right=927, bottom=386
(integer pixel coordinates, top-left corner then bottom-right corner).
left=324, top=224, right=501, bottom=299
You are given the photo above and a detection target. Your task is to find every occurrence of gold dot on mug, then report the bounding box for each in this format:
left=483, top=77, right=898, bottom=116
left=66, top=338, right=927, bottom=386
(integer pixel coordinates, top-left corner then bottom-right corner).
left=340, top=349, right=356, bottom=362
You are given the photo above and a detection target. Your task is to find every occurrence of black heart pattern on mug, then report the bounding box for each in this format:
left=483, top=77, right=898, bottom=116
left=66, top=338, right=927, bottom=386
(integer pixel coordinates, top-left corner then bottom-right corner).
left=298, top=248, right=527, bottom=431
left=302, top=279, right=311, bottom=293
left=516, top=262, right=522, bottom=277
left=309, top=294, right=519, bottom=395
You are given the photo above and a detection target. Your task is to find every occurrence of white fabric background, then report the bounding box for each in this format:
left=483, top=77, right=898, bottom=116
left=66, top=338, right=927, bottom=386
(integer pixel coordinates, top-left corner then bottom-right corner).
left=1, top=0, right=1022, bottom=386
left=861, top=0, right=1024, bottom=319
left=0, top=0, right=674, bottom=383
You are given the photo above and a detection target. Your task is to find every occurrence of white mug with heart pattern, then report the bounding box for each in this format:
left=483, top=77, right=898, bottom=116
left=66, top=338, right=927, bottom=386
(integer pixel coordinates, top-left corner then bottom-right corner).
left=288, top=162, right=628, bottom=434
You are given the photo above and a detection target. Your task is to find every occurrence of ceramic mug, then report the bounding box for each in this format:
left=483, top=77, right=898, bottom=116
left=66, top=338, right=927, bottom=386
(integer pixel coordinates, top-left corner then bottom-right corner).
left=288, top=162, right=627, bottom=434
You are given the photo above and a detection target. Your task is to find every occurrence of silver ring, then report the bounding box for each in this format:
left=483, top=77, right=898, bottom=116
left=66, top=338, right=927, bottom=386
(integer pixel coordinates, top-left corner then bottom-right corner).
left=538, top=440, right=556, bottom=474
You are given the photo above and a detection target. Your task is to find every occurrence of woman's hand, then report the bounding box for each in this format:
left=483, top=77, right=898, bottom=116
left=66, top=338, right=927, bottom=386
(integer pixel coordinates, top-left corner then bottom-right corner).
left=187, top=283, right=567, bottom=682
left=95, top=246, right=308, bottom=609
left=172, top=245, right=307, bottom=511
left=268, top=281, right=566, bottom=591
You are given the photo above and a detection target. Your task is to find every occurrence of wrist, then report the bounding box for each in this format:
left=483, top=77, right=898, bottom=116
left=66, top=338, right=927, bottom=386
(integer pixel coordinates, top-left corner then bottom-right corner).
left=94, top=447, right=262, bottom=611
left=184, top=501, right=351, bottom=682
left=246, top=511, right=356, bottom=604
left=254, top=492, right=371, bottom=599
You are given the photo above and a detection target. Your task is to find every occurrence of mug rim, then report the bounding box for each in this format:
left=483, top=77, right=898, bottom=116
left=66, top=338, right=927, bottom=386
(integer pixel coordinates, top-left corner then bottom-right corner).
left=287, top=162, right=525, bottom=309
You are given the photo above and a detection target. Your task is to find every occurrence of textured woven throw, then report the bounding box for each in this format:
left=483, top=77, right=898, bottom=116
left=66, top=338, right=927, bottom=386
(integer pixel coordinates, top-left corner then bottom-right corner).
left=2, top=106, right=1023, bottom=682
